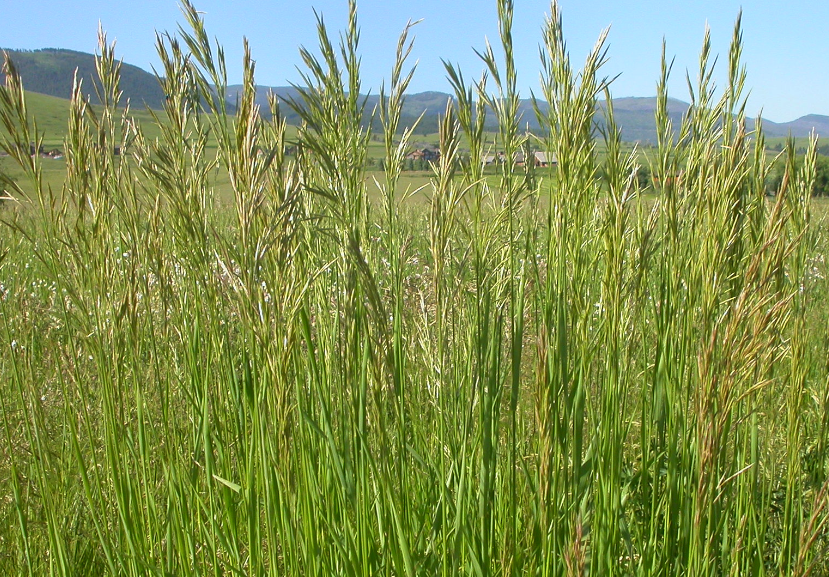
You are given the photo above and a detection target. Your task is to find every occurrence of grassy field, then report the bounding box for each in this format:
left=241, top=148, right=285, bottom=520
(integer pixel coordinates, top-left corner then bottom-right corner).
left=1, top=2, right=828, bottom=576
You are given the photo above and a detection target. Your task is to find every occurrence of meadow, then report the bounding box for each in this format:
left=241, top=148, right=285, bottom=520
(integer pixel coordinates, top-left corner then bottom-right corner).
left=1, top=1, right=828, bottom=575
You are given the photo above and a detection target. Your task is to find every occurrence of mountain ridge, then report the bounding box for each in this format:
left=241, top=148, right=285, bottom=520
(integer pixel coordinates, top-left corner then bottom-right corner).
left=227, top=85, right=829, bottom=141
left=1, top=48, right=167, bottom=109
left=3, top=48, right=828, bottom=142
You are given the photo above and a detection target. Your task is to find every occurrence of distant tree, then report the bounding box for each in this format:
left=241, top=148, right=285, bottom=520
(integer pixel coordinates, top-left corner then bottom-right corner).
left=636, top=164, right=651, bottom=191
left=815, top=156, right=829, bottom=196
left=766, top=154, right=829, bottom=196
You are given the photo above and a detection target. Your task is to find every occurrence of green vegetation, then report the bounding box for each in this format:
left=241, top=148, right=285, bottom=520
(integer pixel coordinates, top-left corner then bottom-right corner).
left=0, top=48, right=167, bottom=109
left=767, top=152, right=829, bottom=196
left=1, top=2, right=828, bottom=576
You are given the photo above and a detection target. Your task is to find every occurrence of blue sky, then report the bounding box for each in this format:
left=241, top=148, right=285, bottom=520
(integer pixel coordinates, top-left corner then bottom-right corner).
left=3, top=1, right=826, bottom=122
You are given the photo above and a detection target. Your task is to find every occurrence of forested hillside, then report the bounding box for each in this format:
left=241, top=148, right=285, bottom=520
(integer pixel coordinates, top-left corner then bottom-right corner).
left=0, top=48, right=165, bottom=109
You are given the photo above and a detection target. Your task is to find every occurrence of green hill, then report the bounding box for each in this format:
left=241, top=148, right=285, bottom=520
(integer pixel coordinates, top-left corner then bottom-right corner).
left=0, top=89, right=165, bottom=152
left=0, top=48, right=165, bottom=110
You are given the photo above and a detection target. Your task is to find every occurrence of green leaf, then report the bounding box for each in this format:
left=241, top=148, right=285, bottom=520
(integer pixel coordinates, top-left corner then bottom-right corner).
left=212, top=474, right=241, bottom=494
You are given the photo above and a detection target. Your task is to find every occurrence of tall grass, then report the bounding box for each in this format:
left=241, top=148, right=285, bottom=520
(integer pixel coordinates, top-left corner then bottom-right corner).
left=1, top=1, right=828, bottom=575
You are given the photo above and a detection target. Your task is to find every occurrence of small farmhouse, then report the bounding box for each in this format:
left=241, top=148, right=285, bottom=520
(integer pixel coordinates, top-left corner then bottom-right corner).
left=533, top=151, right=556, bottom=167
left=406, top=146, right=440, bottom=163
left=512, top=150, right=557, bottom=168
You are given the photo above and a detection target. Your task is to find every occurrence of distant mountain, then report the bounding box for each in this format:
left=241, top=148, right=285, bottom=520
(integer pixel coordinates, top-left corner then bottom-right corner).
left=595, top=97, right=688, bottom=142
left=2, top=48, right=828, bottom=143
left=232, top=86, right=829, bottom=143
left=230, top=88, right=690, bottom=143
left=223, top=85, right=453, bottom=132
left=0, top=48, right=166, bottom=109
left=763, top=114, right=829, bottom=138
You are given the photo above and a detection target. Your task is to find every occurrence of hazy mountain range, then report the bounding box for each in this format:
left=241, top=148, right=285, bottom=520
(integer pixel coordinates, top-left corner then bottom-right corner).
left=3, top=48, right=828, bottom=143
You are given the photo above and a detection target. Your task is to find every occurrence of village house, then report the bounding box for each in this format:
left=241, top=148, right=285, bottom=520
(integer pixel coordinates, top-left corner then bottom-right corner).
left=484, top=152, right=506, bottom=165
left=406, top=146, right=440, bottom=163
left=512, top=150, right=557, bottom=168
left=533, top=151, right=556, bottom=167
